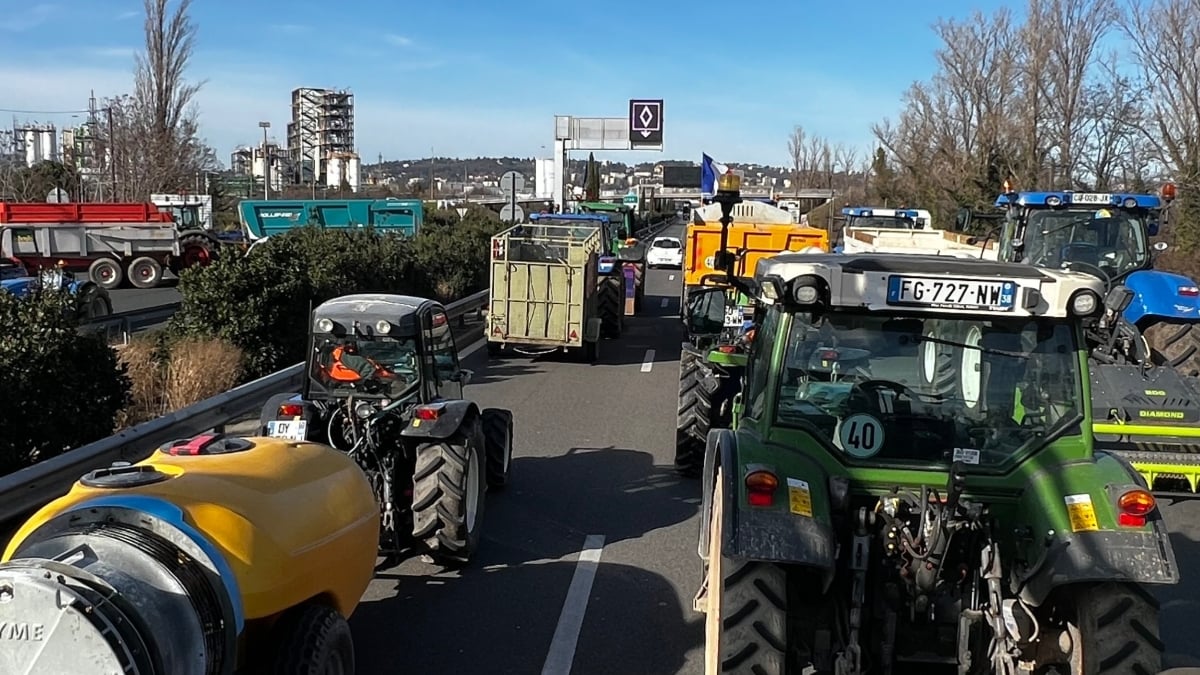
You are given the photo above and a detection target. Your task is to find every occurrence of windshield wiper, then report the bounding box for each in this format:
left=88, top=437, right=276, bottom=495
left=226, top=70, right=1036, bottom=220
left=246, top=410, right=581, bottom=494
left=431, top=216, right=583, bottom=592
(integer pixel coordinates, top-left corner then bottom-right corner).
left=916, top=335, right=1030, bottom=359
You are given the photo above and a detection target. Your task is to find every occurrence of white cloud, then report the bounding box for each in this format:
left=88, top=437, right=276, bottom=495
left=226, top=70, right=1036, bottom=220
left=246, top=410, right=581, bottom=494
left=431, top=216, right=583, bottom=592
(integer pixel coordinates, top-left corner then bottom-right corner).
left=0, top=4, right=55, bottom=32
left=383, top=34, right=413, bottom=47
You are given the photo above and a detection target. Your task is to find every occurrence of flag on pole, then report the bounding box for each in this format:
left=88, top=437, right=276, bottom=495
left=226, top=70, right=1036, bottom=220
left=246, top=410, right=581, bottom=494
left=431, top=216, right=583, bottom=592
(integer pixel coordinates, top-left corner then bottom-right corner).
left=700, top=153, right=729, bottom=195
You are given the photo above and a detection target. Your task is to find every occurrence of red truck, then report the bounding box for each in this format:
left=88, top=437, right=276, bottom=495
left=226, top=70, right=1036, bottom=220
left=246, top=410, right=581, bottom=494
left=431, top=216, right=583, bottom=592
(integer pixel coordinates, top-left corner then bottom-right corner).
left=0, top=202, right=222, bottom=289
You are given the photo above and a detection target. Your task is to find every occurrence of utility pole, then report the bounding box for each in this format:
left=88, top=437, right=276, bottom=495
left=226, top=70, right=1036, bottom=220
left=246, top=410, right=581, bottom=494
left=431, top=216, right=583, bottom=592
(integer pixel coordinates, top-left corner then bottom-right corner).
left=259, top=121, right=271, bottom=200
left=429, top=146, right=435, bottom=200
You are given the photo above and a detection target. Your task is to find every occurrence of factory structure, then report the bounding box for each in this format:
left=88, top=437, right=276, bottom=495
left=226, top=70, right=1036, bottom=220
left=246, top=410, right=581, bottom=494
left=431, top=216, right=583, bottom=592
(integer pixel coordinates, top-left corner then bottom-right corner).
left=229, top=87, right=361, bottom=193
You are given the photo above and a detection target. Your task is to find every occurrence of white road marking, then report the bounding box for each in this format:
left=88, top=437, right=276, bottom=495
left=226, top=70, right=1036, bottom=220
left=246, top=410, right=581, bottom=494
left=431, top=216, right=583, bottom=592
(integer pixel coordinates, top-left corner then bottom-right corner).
left=541, top=535, right=606, bottom=675
left=660, top=297, right=669, bottom=308
left=640, top=349, right=656, bottom=372
left=668, top=274, right=675, bottom=281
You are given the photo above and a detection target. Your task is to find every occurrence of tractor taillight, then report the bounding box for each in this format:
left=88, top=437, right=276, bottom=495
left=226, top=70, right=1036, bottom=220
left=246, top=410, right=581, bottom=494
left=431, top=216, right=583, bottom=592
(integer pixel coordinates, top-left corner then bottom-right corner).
left=1179, top=286, right=1199, bottom=297
left=745, top=470, right=779, bottom=507
left=414, top=405, right=440, bottom=421
left=1117, top=488, right=1156, bottom=527
left=278, top=403, right=303, bottom=417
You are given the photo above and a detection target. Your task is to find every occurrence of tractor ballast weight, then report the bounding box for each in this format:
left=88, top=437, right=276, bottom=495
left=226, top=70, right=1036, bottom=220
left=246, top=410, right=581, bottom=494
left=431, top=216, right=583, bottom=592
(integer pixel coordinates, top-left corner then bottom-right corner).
left=993, top=186, right=1200, bottom=495
left=695, top=251, right=1179, bottom=674
left=0, top=434, right=379, bottom=674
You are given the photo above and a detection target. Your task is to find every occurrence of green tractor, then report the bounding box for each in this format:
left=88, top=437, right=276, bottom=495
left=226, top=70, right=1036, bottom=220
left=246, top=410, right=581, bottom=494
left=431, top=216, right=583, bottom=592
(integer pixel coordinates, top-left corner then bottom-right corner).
left=579, top=201, right=647, bottom=312
left=691, top=252, right=1180, bottom=674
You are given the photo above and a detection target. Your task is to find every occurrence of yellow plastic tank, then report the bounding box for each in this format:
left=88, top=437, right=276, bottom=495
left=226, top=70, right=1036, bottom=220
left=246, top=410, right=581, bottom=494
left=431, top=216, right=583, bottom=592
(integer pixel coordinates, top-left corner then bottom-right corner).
left=1, top=433, right=379, bottom=675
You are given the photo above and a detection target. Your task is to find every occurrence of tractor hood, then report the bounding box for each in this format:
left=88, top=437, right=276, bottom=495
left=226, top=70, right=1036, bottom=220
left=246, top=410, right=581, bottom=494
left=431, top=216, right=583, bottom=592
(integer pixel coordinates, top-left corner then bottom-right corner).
left=0, top=277, right=36, bottom=298
left=1122, top=269, right=1200, bottom=324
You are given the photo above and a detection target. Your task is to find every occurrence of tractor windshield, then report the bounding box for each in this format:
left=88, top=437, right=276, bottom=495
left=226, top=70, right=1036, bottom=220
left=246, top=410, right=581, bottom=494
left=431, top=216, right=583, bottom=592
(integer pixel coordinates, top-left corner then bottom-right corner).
left=1021, top=208, right=1148, bottom=279
left=773, top=311, right=1083, bottom=469
left=308, top=333, right=422, bottom=399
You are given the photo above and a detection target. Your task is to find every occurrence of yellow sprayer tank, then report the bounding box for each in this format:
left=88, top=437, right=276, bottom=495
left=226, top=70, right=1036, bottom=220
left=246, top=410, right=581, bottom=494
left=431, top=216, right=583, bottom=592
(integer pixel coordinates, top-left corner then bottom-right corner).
left=684, top=201, right=829, bottom=287
left=0, top=433, right=380, bottom=675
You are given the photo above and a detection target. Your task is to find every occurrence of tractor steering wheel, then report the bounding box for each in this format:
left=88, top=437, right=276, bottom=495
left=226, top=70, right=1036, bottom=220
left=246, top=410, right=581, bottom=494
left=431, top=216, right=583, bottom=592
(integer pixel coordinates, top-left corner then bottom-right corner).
left=854, top=379, right=944, bottom=405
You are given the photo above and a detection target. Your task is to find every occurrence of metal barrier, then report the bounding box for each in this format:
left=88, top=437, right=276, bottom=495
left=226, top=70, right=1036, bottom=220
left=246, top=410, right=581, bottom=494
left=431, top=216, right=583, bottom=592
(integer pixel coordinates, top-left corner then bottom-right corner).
left=79, top=302, right=183, bottom=344
left=0, top=289, right=489, bottom=526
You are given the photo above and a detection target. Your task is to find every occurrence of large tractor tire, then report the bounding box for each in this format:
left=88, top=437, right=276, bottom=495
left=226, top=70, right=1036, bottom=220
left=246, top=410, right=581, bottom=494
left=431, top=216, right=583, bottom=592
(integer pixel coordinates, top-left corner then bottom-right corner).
left=598, top=275, right=624, bottom=338
left=412, top=427, right=487, bottom=564
left=919, top=324, right=957, bottom=395
left=677, top=351, right=737, bottom=477
left=75, top=284, right=112, bottom=321
left=481, top=408, right=513, bottom=490
left=174, top=233, right=219, bottom=274
left=1058, top=582, right=1164, bottom=674
left=1144, top=320, right=1200, bottom=378
left=703, top=468, right=788, bottom=675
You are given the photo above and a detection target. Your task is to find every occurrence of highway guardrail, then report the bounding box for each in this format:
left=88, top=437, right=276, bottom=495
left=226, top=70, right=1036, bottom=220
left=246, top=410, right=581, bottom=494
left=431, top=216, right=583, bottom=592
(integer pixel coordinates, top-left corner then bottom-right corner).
left=0, top=288, right=489, bottom=527
left=80, top=302, right=183, bottom=344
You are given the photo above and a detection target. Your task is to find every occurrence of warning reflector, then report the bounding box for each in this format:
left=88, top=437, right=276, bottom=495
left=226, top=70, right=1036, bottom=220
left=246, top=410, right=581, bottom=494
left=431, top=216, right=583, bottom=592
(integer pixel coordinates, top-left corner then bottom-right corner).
left=569, top=329, right=578, bottom=339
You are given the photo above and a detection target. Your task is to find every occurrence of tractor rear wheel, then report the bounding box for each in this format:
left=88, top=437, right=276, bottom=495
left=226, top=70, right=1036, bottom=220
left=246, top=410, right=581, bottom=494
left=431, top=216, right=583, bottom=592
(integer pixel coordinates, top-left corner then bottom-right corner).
left=1144, top=320, right=1200, bottom=377
left=598, top=275, right=624, bottom=338
left=703, top=468, right=787, bottom=675
left=1055, top=582, right=1164, bottom=674
left=676, top=351, right=712, bottom=477
left=412, top=428, right=486, bottom=564
left=481, top=408, right=513, bottom=490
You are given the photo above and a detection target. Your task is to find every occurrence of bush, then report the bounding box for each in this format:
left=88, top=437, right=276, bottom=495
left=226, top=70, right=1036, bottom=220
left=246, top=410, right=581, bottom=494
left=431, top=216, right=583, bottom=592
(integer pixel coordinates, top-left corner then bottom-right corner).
left=169, top=206, right=506, bottom=379
left=116, top=335, right=245, bottom=428
left=0, top=289, right=130, bottom=476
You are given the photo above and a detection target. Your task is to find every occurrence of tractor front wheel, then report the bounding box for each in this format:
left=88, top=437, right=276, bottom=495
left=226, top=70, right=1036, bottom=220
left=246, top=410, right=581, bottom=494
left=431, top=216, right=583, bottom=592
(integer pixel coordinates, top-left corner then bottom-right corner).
left=598, top=275, right=624, bottom=338
left=1144, top=320, right=1200, bottom=377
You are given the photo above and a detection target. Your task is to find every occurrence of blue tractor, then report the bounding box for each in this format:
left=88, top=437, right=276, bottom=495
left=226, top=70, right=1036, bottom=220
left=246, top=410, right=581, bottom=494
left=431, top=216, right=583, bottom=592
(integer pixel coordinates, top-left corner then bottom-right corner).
left=992, top=182, right=1200, bottom=494
left=0, top=257, right=112, bottom=322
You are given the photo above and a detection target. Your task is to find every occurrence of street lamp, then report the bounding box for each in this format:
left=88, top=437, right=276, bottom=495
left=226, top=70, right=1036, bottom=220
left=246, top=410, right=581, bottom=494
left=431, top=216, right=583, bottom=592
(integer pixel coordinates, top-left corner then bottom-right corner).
left=259, top=121, right=271, bottom=200
left=711, top=170, right=743, bottom=279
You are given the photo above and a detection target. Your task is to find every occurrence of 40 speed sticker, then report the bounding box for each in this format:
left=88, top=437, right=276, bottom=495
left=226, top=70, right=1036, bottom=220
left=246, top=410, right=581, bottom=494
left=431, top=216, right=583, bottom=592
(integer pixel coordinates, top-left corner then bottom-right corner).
left=1064, top=494, right=1100, bottom=532
left=839, top=413, right=885, bottom=458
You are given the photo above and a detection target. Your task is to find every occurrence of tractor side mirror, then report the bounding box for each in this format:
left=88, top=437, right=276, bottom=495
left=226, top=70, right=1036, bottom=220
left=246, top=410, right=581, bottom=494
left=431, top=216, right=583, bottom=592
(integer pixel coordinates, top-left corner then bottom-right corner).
left=685, top=287, right=728, bottom=335
left=1152, top=241, right=1169, bottom=253
left=712, top=250, right=736, bottom=271
left=1104, top=286, right=1135, bottom=314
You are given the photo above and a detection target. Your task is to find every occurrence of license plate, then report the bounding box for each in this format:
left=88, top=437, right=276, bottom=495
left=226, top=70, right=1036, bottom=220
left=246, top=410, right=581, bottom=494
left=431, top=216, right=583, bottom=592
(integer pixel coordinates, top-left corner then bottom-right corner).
left=887, top=275, right=1015, bottom=311
left=724, top=307, right=744, bottom=327
left=267, top=420, right=308, bottom=440
left=1072, top=192, right=1112, bottom=204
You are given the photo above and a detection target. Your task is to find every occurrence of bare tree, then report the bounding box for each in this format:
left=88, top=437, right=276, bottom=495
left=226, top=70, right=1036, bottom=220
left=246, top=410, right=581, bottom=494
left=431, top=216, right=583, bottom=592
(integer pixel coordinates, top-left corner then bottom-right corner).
left=787, top=126, right=807, bottom=196
left=1122, top=0, right=1200, bottom=248
left=103, top=0, right=217, bottom=200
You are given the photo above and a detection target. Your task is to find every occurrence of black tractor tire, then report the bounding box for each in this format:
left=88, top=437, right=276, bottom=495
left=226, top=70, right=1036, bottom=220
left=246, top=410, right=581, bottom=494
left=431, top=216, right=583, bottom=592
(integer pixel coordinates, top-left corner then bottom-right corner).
left=677, top=350, right=725, bottom=478
left=76, top=285, right=112, bottom=321
left=920, top=324, right=957, bottom=395
left=703, top=467, right=788, bottom=675
left=481, top=408, right=513, bottom=490
left=175, top=232, right=219, bottom=273
left=1144, top=320, right=1200, bottom=378
left=1063, top=582, right=1164, bottom=675
left=270, top=603, right=355, bottom=675
left=598, top=275, right=624, bottom=338
left=412, top=427, right=487, bottom=563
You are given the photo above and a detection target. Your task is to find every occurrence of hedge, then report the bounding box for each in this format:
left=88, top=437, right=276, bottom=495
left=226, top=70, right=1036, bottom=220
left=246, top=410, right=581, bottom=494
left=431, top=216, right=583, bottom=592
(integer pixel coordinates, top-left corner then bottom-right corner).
left=167, top=205, right=507, bottom=379
left=0, top=288, right=131, bottom=475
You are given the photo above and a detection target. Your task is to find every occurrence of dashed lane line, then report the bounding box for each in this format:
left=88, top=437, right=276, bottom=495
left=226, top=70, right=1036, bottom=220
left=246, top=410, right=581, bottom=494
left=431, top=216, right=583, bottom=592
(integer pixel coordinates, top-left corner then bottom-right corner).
left=640, top=349, right=656, bottom=373
left=541, top=535, right=606, bottom=675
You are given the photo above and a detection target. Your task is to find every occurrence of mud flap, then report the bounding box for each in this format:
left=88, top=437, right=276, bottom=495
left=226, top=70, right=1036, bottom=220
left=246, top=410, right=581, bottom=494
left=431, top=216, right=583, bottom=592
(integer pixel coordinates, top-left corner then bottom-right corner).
left=697, top=429, right=837, bottom=571
left=585, top=316, right=603, bottom=343
left=1015, top=524, right=1180, bottom=606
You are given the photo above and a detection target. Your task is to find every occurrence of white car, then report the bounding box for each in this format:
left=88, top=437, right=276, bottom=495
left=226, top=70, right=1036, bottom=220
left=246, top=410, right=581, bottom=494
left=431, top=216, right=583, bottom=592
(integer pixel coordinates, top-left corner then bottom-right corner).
left=647, top=236, right=684, bottom=269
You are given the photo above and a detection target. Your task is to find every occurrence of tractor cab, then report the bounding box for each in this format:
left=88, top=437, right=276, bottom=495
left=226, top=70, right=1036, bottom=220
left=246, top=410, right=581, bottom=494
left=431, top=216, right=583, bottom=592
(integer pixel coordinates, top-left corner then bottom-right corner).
left=305, top=294, right=468, bottom=405
left=993, top=184, right=1170, bottom=286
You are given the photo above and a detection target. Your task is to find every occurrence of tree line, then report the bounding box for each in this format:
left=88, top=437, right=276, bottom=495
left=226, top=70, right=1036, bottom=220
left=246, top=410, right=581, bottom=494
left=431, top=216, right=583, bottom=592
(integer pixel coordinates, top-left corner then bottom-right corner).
left=789, top=0, right=1200, bottom=251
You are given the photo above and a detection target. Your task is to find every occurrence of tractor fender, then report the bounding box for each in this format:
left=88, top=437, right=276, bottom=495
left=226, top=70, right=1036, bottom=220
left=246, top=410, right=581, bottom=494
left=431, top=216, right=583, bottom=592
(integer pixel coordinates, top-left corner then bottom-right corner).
left=400, top=398, right=480, bottom=440
left=697, top=428, right=837, bottom=574
left=1123, top=270, right=1200, bottom=325
left=178, top=228, right=222, bottom=247
left=1011, top=454, right=1180, bottom=606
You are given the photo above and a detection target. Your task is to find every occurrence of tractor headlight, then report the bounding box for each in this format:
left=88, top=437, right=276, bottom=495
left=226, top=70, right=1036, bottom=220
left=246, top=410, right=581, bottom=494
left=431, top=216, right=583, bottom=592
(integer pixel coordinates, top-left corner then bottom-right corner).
left=1123, top=197, right=1138, bottom=209
left=1045, top=195, right=1062, bottom=207
left=354, top=401, right=374, bottom=419
left=791, top=275, right=825, bottom=305
left=1070, top=290, right=1101, bottom=316
left=375, top=320, right=392, bottom=334
left=316, top=318, right=335, bottom=333
left=760, top=274, right=784, bottom=301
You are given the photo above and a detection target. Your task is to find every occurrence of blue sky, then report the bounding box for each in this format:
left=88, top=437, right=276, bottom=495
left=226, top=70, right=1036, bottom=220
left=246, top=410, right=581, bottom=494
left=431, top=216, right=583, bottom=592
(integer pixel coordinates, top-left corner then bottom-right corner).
left=0, top=0, right=1010, bottom=168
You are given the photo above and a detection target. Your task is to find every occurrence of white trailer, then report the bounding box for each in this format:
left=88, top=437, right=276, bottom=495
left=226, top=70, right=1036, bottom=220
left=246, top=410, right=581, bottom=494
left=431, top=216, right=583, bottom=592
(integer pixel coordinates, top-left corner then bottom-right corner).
left=839, top=207, right=998, bottom=260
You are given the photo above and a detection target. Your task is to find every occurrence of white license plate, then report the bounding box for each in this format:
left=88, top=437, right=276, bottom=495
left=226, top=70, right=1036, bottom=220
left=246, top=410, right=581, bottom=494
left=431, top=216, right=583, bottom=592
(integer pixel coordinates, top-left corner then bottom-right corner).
left=267, top=420, right=308, bottom=440
left=886, top=275, right=1015, bottom=311
left=724, top=307, right=745, bottom=327
left=1072, top=192, right=1112, bottom=204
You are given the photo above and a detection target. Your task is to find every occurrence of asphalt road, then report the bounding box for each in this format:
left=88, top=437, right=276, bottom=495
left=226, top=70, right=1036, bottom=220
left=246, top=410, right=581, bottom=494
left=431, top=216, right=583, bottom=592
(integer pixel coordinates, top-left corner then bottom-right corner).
left=342, top=219, right=1200, bottom=674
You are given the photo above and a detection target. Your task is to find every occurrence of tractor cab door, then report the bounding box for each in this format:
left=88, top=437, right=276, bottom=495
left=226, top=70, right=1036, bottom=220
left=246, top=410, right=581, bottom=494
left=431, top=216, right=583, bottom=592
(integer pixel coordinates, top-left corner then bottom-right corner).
left=423, top=306, right=466, bottom=401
